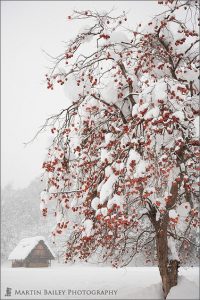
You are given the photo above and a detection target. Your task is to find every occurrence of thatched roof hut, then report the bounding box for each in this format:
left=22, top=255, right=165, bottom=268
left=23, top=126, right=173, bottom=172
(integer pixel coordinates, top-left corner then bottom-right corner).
left=8, top=236, right=55, bottom=267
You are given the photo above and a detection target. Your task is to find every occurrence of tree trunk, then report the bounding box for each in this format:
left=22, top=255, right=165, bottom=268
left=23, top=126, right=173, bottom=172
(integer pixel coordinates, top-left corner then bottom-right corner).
left=150, top=209, right=179, bottom=299
left=156, top=228, right=179, bottom=298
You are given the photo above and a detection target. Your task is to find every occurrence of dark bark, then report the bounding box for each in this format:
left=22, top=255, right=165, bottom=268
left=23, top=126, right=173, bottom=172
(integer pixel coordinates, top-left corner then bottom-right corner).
left=156, top=227, right=179, bottom=298
left=149, top=207, right=180, bottom=299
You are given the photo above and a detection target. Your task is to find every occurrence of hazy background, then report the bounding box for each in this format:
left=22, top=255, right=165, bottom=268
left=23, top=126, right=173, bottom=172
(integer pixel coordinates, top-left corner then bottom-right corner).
left=1, top=1, right=163, bottom=189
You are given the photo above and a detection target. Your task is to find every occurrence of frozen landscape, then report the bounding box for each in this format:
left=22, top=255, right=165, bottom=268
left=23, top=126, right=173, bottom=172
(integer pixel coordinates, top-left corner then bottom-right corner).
left=1, top=263, right=199, bottom=299
left=2, top=1, right=199, bottom=300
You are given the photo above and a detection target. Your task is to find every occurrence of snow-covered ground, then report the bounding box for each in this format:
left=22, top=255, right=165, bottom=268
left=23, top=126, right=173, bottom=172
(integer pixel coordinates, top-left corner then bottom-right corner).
left=1, top=263, right=199, bottom=299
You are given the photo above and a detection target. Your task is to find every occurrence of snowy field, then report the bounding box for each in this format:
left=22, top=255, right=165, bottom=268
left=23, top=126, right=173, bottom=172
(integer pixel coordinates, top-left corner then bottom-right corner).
left=1, top=263, right=199, bottom=299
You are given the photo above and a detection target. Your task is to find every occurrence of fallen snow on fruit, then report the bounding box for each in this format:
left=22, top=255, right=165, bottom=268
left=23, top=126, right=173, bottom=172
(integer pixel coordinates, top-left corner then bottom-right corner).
left=1, top=263, right=199, bottom=299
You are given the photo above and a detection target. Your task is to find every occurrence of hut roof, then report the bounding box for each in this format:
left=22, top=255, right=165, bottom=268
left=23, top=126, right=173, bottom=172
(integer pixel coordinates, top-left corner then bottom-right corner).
left=8, top=236, right=56, bottom=260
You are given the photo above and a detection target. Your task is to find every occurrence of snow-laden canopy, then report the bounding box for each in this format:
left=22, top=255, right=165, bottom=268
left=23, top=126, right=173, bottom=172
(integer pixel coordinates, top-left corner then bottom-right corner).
left=8, top=236, right=56, bottom=260
left=40, top=4, right=199, bottom=298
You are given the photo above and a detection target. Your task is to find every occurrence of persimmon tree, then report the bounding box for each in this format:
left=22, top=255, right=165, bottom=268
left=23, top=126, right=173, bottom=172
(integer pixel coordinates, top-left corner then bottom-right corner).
left=40, top=0, right=199, bottom=298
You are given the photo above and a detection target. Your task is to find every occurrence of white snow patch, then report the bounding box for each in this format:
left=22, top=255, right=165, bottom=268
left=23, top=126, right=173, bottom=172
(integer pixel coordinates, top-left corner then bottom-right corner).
left=167, top=275, right=199, bottom=299
left=194, top=116, right=199, bottom=137
left=49, top=185, right=58, bottom=193
left=156, top=210, right=160, bottom=221
left=144, top=107, right=160, bottom=119
left=169, top=209, right=178, bottom=219
left=1, top=266, right=198, bottom=299
left=134, top=160, right=147, bottom=178
left=100, top=148, right=112, bottom=163
left=83, top=219, right=93, bottom=237
left=91, top=197, right=100, bottom=211
left=114, top=161, right=125, bottom=171
left=177, top=203, right=191, bottom=217
left=100, top=207, right=108, bottom=217
left=101, top=80, right=118, bottom=104
left=99, top=174, right=118, bottom=204
left=105, top=165, right=114, bottom=177
left=168, top=236, right=179, bottom=261
left=132, top=103, right=139, bottom=117
left=172, top=111, right=185, bottom=122
left=120, top=134, right=130, bottom=147
left=107, top=194, right=124, bottom=210
left=152, top=80, right=167, bottom=103
left=104, top=132, right=113, bottom=146
left=138, top=103, right=149, bottom=113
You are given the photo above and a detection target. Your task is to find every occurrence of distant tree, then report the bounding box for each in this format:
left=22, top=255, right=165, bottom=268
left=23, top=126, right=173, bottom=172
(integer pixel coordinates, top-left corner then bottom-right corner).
left=40, top=1, right=199, bottom=297
left=1, top=179, right=54, bottom=261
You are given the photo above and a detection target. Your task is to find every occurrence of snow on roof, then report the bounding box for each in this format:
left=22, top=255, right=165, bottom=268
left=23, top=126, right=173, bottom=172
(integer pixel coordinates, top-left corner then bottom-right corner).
left=8, top=236, right=56, bottom=260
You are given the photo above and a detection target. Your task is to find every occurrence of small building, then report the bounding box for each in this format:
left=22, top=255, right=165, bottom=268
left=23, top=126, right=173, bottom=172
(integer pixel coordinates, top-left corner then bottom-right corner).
left=8, top=236, right=55, bottom=268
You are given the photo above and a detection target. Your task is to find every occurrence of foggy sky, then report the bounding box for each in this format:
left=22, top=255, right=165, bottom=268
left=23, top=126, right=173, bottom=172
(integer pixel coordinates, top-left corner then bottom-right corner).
left=1, top=1, right=163, bottom=188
